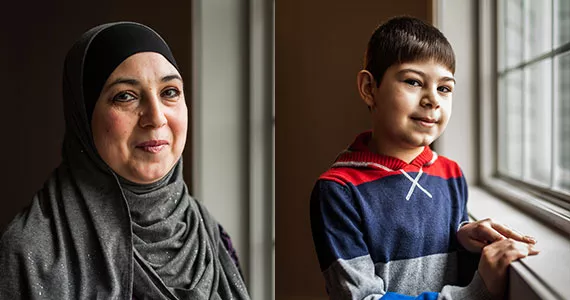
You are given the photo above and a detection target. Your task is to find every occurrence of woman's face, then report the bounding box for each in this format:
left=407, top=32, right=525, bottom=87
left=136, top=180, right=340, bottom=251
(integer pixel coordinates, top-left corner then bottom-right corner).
left=91, top=52, right=187, bottom=184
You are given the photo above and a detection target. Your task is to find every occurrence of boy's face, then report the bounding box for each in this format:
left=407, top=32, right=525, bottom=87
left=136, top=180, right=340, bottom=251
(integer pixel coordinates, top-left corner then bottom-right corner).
left=369, top=60, right=454, bottom=152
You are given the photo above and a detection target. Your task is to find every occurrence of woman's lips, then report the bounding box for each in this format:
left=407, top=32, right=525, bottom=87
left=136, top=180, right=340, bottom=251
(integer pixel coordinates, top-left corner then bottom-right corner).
left=136, top=140, right=169, bottom=153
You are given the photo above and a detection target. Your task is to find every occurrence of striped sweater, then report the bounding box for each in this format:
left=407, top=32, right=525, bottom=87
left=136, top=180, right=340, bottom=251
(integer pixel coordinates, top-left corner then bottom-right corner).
left=310, top=131, right=491, bottom=300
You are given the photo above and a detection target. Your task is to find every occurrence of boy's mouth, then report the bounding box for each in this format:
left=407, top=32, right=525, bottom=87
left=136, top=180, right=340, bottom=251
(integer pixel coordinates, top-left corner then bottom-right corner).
left=411, top=116, right=437, bottom=123
left=411, top=116, right=438, bottom=128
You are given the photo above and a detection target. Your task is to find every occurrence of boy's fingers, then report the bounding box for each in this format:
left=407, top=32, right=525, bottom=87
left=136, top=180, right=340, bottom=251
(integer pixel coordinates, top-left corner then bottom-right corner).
left=528, top=245, right=540, bottom=255
left=524, top=235, right=538, bottom=244
left=468, top=240, right=487, bottom=252
left=475, top=226, right=505, bottom=243
left=491, top=223, right=525, bottom=241
left=502, top=240, right=539, bottom=260
left=490, top=223, right=537, bottom=244
left=487, top=237, right=540, bottom=253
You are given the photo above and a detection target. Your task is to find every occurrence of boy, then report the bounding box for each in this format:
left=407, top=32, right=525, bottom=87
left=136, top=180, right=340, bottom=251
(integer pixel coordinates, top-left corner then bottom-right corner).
left=310, top=16, right=538, bottom=300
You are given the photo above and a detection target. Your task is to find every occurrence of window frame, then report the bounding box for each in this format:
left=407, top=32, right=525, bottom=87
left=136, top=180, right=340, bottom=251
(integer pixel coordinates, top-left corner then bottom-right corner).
left=478, top=0, right=570, bottom=237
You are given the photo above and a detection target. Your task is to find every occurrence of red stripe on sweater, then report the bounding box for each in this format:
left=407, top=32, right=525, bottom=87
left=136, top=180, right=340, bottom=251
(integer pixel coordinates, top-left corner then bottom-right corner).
left=319, top=156, right=463, bottom=186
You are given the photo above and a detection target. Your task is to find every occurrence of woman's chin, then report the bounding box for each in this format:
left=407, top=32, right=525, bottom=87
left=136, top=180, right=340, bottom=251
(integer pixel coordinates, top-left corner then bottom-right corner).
left=126, top=166, right=170, bottom=184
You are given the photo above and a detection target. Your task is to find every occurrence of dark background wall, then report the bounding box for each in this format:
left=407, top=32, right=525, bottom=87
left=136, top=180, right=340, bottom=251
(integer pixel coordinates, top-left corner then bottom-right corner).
left=275, top=1, right=432, bottom=299
left=1, top=1, right=434, bottom=297
left=0, top=2, right=192, bottom=231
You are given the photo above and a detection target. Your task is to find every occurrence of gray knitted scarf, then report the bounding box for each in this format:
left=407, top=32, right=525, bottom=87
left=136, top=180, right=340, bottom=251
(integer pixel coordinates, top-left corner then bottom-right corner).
left=0, top=22, right=250, bottom=300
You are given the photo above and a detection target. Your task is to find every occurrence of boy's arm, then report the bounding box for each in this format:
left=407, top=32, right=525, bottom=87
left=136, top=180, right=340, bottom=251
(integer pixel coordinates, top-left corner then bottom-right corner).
left=310, top=179, right=386, bottom=299
left=454, top=168, right=536, bottom=253
left=310, top=179, right=491, bottom=300
left=457, top=219, right=538, bottom=252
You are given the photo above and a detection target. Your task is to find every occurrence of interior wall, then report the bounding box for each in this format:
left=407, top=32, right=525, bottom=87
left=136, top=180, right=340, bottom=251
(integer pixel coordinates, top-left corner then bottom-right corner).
left=433, top=0, right=478, bottom=185
left=192, top=0, right=252, bottom=284
left=275, top=1, right=431, bottom=299
left=0, top=2, right=192, bottom=231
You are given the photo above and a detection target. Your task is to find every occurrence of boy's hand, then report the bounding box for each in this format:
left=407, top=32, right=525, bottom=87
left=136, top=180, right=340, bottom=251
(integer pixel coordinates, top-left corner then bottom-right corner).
left=478, top=238, right=539, bottom=299
left=457, top=218, right=537, bottom=253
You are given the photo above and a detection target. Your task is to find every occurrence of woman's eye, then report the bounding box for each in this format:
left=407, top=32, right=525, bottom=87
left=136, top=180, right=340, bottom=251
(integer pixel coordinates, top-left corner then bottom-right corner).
left=404, top=79, right=421, bottom=87
left=113, top=92, right=136, bottom=102
left=162, top=88, right=180, bottom=99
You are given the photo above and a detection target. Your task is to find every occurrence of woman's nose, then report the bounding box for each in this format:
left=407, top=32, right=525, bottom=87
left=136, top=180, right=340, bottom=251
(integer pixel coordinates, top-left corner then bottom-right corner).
left=139, top=95, right=167, bottom=128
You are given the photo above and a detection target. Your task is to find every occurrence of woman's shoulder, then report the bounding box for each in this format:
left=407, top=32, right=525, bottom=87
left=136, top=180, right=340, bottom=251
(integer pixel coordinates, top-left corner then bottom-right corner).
left=1, top=195, right=55, bottom=254
left=0, top=189, right=73, bottom=298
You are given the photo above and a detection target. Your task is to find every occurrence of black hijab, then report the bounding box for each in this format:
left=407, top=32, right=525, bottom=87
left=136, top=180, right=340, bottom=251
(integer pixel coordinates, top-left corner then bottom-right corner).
left=0, top=22, right=250, bottom=300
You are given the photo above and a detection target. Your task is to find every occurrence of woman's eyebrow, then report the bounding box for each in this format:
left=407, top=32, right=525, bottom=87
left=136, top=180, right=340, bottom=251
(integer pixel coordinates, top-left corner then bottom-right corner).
left=108, top=77, right=139, bottom=88
left=106, top=74, right=183, bottom=89
left=162, top=74, right=182, bottom=83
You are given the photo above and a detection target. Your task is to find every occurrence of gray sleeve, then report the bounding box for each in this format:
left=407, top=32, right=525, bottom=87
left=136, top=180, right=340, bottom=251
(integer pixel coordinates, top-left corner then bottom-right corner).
left=323, top=255, right=386, bottom=300
left=439, top=272, right=493, bottom=300
left=322, top=255, right=492, bottom=300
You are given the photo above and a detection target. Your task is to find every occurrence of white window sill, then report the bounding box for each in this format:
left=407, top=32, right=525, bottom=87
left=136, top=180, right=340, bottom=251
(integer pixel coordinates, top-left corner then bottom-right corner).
left=468, top=185, right=570, bottom=300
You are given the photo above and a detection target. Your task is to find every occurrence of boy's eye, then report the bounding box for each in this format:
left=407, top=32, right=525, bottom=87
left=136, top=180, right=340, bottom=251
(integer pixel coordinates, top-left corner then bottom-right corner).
left=438, top=86, right=452, bottom=93
left=161, top=88, right=181, bottom=99
left=113, top=92, right=136, bottom=102
left=404, top=79, right=421, bottom=86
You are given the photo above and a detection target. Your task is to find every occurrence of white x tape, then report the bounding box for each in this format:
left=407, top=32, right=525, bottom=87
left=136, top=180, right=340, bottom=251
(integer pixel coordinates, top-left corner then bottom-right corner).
left=400, top=168, right=433, bottom=201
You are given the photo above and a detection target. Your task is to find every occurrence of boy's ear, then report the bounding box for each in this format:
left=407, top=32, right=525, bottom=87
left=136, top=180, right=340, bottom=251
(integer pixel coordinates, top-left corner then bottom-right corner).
left=357, top=70, right=376, bottom=109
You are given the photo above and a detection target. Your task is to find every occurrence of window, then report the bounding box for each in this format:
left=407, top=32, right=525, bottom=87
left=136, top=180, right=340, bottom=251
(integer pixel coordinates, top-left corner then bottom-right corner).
left=497, top=0, right=570, bottom=198
left=474, top=2, right=570, bottom=298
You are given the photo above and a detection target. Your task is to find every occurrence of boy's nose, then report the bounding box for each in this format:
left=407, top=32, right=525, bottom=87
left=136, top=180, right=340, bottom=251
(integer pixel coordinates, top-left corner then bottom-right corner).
left=420, top=91, right=440, bottom=109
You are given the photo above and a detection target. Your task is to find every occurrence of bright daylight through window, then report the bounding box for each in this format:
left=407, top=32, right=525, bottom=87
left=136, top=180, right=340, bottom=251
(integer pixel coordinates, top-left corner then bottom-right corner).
left=497, top=0, right=570, bottom=196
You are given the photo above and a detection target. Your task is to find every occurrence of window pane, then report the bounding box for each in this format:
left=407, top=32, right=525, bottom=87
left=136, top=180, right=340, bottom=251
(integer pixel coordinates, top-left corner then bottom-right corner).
left=498, top=0, right=506, bottom=71
left=556, top=0, right=570, bottom=46
left=555, top=53, right=570, bottom=192
left=499, top=71, right=524, bottom=178
left=526, top=0, right=552, bottom=59
left=524, top=60, right=552, bottom=185
left=505, top=0, right=524, bottom=68
left=498, top=77, right=507, bottom=173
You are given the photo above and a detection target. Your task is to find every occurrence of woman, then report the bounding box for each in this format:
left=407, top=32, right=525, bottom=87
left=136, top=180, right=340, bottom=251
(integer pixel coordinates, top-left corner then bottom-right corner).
left=0, top=22, right=250, bottom=300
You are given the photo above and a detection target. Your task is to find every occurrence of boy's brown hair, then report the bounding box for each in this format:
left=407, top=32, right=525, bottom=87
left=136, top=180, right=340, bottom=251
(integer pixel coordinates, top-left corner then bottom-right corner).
left=364, top=16, right=455, bottom=86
